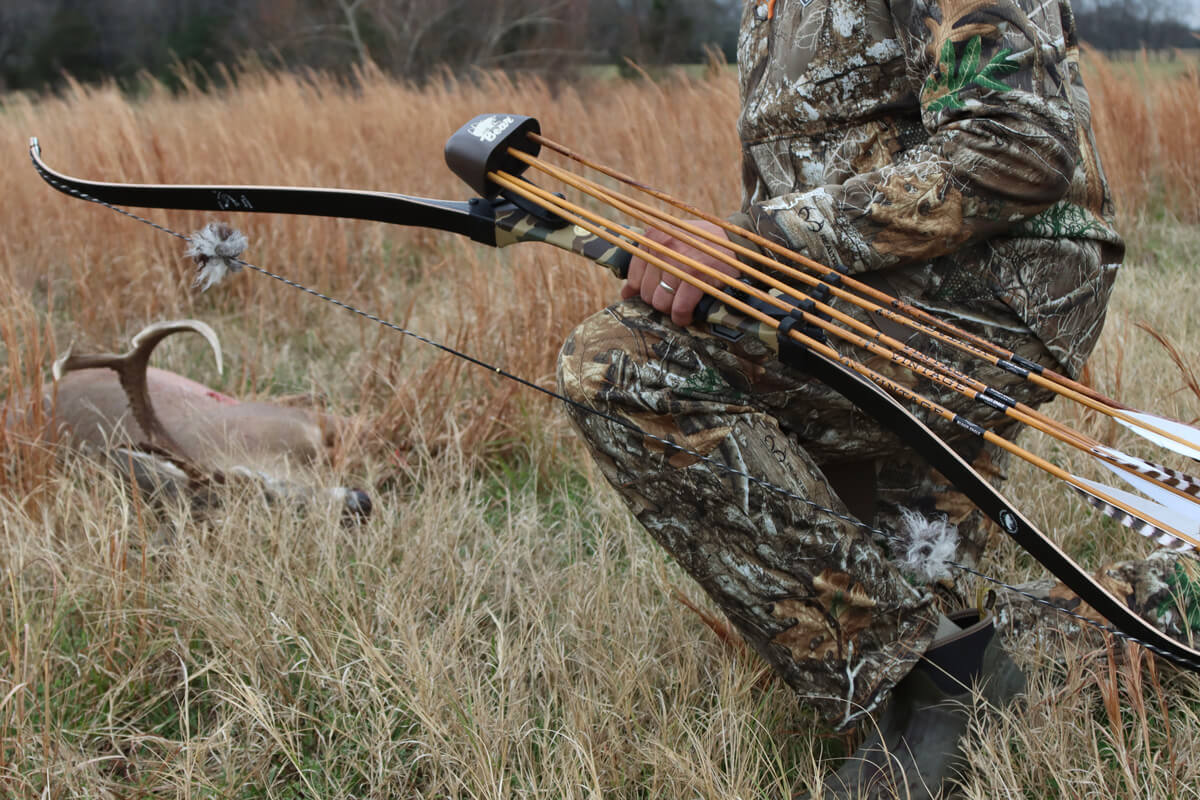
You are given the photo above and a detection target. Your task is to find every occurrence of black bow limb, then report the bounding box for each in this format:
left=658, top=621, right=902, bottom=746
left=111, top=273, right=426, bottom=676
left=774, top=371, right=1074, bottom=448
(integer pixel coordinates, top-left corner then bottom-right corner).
left=28, top=135, right=634, bottom=279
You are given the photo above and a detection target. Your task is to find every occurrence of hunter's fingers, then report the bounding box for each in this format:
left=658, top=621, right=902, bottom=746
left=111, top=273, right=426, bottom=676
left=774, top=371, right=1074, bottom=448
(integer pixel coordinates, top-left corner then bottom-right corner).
left=671, top=280, right=707, bottom=327
left=621, top=254, right=646, bottom=300
left=624, top=223, right=738, bottom=325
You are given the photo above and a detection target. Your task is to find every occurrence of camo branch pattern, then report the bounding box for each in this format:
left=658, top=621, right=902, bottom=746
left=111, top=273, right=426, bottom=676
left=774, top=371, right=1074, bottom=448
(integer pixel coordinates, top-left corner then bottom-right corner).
left=736, top=0, right=1124, bottom=376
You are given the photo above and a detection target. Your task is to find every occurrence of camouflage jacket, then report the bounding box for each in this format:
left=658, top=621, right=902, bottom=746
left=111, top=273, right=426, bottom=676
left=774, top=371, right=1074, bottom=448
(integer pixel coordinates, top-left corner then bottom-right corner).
left=736, top=0, right=1124, bottom=375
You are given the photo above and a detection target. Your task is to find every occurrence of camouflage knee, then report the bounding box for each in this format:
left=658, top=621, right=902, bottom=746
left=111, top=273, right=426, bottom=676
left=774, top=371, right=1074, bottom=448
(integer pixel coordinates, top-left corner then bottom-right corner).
left=556, top=302, right=942, bottom=729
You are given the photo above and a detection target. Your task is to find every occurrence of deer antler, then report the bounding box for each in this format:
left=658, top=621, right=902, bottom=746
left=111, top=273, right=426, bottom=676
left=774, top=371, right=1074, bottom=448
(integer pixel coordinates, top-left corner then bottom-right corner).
left=52, top=320, right=223, bottom=460
left=46, top=320, right=371, bottom=524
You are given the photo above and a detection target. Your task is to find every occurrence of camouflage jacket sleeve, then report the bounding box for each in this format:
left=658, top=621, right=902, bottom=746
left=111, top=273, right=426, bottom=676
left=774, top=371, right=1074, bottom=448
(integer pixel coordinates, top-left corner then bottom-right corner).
left=743, top=0, right=1082, bottom=274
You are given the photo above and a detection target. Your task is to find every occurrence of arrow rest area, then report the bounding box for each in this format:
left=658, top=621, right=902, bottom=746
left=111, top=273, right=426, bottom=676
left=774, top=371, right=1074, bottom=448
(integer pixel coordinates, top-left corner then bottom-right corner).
left=445, top=115, right=571, bottom=230
left=26, top=114, right=1200, bottom=674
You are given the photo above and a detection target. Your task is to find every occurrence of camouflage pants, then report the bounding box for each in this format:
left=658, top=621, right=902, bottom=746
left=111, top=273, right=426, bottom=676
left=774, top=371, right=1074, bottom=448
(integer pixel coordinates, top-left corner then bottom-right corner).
left=558, top=293, right=1199, bottom=728
left=1001, top=552, right=1200, bottom=653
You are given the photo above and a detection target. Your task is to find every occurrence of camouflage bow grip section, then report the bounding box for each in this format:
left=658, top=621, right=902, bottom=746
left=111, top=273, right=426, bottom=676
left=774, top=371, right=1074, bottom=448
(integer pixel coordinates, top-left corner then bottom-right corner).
left=492, top=202, right=633, bottom=279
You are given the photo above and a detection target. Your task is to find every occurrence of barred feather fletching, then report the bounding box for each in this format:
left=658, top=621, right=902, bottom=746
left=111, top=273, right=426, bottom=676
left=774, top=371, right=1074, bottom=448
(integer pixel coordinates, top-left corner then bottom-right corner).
left=1092, top=445, right=1200, bottom=497
left=1097, top=459, right=1200, bottom=526
left=1071, top=473, right=1198, bottom=552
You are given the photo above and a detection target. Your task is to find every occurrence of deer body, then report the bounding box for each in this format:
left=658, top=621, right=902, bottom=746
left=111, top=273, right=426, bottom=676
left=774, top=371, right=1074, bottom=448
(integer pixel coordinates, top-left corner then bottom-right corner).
left=52, top=366, right=328, bottom=472
left=42, top=321, right=369, bottom=521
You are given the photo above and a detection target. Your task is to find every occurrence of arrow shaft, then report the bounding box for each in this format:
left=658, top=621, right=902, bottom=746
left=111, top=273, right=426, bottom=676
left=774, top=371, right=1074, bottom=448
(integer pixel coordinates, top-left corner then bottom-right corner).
left=528, top=132, right=1125, bottom=408
left=516, top=143, right=1200, bottom=463
left=29, top=127, right=1200, bottom=671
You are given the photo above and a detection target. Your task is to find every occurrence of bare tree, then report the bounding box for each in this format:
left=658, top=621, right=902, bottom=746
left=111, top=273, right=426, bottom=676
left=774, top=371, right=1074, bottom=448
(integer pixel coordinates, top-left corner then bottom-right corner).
left=0, top=0, right=746, bottom=91
left=335, top=0, right=372, bottom=66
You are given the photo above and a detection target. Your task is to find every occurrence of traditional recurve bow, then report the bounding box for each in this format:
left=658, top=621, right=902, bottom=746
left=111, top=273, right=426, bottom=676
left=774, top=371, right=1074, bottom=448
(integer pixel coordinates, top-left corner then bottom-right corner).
left=29, top=113, right=1200, bottom=673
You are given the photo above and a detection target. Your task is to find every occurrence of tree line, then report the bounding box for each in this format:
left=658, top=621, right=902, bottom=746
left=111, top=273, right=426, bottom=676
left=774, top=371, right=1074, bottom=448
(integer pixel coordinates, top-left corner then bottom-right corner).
left=0, top=0, right=739, bottom=92
left=1073, top=0, right=1200, bottom=51
left=1, top=0, right=1195, bottom=93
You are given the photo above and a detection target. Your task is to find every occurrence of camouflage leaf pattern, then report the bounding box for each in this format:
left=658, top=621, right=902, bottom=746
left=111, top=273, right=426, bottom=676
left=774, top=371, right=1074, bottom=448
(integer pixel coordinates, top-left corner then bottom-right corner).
left=922, top=36, right=1020, bottom=112
left=493, top=204, right=632, bottom=278
left=1000, top=551, right=1200, bottom=649
left=736, top=0, right=1124, bottom=376
left=1159, top=561, right=1200, bottom=634
left=555, top=0, right=1182, bottom=734
left=558, top=296, right=1060, bottom=728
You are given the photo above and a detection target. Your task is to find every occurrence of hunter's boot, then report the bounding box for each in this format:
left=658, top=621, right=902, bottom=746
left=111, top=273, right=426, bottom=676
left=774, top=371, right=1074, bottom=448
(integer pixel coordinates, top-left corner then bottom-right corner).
left=810, top=610, right=1024, bottom=799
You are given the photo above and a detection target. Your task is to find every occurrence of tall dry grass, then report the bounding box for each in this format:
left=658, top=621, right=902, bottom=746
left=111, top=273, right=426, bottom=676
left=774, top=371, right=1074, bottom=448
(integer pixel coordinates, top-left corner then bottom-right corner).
left=1, top=65, right=739, bottom=468
left=2, top=55, right=1200, bottom=797
left=1085, top=49, right=1200, bottom=223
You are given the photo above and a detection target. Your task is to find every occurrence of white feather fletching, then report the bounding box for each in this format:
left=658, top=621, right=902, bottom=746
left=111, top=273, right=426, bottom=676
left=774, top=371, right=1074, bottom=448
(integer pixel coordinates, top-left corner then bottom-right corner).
left=1116, top=410, right=1200, bottom=462
left=1097, top=459, right=1200, bottom=524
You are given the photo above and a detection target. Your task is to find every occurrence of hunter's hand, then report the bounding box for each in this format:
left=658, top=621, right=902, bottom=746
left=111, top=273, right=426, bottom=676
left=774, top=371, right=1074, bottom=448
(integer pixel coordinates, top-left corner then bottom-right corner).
left=622, top=221, right=739, bottom=327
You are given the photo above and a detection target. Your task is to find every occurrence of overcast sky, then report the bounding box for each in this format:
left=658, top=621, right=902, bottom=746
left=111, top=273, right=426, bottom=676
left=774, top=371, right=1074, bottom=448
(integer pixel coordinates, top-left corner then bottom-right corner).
left=1169, top=0, right=1198, bottom=26
left=1184, top=0, right=1200, bottom=26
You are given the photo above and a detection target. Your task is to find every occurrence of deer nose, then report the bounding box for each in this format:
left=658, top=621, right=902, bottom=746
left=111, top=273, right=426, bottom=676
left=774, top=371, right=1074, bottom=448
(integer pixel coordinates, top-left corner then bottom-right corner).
left=341, top=488, right=373, bottom=526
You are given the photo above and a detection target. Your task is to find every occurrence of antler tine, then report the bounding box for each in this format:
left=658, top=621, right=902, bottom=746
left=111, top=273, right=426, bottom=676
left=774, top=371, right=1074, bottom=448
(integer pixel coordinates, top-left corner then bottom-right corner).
left=131, top=319, right=223, bottom=371
left=52, top=320, right=223, bottom=459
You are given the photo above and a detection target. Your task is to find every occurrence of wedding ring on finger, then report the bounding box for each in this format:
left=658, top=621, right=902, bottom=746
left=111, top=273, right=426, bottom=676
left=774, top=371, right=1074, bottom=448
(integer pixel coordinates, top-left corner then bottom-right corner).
left=658, top=279, right=676, bottom=295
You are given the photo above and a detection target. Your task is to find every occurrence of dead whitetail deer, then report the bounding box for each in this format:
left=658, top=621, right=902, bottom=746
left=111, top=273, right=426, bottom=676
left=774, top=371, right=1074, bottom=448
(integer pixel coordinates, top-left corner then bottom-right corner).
left=43, top=319, right=371, bottom=524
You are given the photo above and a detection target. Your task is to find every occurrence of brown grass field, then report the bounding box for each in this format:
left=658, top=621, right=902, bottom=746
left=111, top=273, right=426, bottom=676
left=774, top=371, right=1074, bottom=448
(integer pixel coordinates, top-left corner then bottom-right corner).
left=2, top=54, right=1200, bottom=797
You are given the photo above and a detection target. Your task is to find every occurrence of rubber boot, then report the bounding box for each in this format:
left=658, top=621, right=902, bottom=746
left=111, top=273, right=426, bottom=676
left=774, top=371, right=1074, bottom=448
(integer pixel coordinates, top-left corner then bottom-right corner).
left=805, top=610, right=1024, bottom=799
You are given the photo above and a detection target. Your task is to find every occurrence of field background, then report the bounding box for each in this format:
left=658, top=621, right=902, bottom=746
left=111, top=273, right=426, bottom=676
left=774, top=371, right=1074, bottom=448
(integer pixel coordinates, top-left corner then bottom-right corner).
left=2, top=52, right=1200, bottom=797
